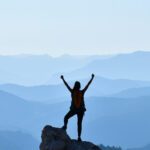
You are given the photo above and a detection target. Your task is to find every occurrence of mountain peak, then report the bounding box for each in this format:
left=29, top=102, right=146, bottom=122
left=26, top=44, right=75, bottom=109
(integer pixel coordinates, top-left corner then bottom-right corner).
left=40, top=125, right=101, bottom=150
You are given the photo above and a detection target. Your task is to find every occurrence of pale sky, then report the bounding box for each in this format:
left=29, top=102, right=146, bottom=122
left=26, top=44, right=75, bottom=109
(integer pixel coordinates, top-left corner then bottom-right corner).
left=0, top=0, right=150, bottom=56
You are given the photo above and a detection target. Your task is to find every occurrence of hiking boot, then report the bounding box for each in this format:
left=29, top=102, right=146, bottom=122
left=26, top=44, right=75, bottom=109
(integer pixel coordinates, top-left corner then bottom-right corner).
left=61, top=125, right=67, bottom=131
left=78, top=137, right=82, bottom=142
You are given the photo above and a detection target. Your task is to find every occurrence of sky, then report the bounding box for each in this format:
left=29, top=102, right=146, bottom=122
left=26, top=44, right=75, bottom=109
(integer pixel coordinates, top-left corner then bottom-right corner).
left=0, top=0, right=150, bottom=56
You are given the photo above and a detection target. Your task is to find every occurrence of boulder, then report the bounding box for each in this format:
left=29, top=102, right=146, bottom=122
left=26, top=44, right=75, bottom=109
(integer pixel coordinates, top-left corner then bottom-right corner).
left=40, top=125, right=101, bottom=150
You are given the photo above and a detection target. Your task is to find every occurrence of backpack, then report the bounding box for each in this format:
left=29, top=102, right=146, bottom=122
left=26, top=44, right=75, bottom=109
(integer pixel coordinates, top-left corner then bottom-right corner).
left=73, top=90, right=83, bottom=108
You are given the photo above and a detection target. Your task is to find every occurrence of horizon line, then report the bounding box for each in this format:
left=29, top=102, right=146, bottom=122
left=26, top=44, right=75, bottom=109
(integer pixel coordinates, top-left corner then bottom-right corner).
left=0, top=50, right=149, bottom=58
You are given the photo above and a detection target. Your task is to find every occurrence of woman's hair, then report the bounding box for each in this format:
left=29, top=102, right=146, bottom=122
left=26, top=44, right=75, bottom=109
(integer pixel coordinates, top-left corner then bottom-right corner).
left=73, top=81, right=81, bottom=90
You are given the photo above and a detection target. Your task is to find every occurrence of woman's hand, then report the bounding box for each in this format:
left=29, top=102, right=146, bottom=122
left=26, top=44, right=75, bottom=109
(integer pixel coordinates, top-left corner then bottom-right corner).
left=91, top=74, right=95, bottom=79
left=60, top=75, right=72, bottom=92
left=60, top=75, right=64, bottom=80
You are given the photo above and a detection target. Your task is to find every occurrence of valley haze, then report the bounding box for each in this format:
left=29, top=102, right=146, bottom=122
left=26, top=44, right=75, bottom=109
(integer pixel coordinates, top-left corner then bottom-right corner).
left=0, top=51, right=149, bottom=150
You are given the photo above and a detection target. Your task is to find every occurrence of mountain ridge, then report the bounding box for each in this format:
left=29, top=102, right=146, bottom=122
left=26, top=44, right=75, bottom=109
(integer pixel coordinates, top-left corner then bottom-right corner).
left=0, top=130, right=39, bottom=150
left=1, top=76, right=150, bottom=102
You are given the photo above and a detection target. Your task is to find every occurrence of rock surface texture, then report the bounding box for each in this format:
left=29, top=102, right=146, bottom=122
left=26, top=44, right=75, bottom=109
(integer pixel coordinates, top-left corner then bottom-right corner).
left=40, top=125, right=101, bottom=150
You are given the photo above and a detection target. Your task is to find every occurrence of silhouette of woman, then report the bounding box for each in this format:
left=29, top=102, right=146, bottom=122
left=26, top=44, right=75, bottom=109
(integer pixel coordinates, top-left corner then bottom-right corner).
left=61, top=74, right=95, bottom=141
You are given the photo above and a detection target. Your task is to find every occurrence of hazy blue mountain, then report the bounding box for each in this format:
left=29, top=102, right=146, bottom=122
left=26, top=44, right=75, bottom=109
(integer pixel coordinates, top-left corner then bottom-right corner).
left=0, top=130, right=39, bottom=150
left=127, top=144, right=150, bottom=150
left=0, top=90, right=150, bottom=149
left=0, top=84, right=68, bottom=103
left=0, top=89, right=66, bottom=138
left=86, top=77, right=150, bottom=96
left=83, top=97, right=150, bottom=149
left=61, top=51, right=150, bottom=81
left=111, top=87, right=150, bottom=98
left=1, top=51, right=150, bottom=149
left=1, top=51, right=150, bottom=85
left=0, top=76, right=150, bottom=102
left=0, top=54, right=109, bottom=85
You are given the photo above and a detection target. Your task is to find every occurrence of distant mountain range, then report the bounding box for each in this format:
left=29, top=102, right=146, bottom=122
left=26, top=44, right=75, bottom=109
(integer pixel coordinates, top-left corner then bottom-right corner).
left=0, top=89, right=150, bottom=148
left=0, top=83, right=67, bottom=103
left=84, top=97, right=150, bottom=149
left=0, top=89, right=67, bottom=139
left=0, top=51, right=150, bottom=85
left=0, top=54, right=107, bottom=85
left=111, top=87, right=150, bottom=98
left=0, top=51, right=150, bottom=149
left=59, top=51, right=150, bottom=82
left=0, top=76, right=150, bottom=102
left=0, top=130, right=39, bottom=150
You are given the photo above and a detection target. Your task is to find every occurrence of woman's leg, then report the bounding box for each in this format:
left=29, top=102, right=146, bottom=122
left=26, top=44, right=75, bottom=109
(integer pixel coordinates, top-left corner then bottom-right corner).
left=77, top=111, right=84, bottom=141
left=63, top=110, right=76, bottom=130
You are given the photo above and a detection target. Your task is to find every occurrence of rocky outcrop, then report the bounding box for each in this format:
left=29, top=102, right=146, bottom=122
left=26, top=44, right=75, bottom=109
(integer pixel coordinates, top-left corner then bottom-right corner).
left=40, top=125, right=101, bottom=150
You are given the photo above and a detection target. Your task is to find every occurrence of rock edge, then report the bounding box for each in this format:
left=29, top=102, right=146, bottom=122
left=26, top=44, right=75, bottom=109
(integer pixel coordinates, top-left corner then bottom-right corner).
left=40, top=125, right=101, bottom=150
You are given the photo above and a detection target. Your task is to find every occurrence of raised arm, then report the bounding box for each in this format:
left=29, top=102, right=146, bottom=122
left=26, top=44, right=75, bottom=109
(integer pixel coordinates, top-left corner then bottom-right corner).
left=60, top=75, right=72, bottom=92
left=82, top=74, right=95, bottom=93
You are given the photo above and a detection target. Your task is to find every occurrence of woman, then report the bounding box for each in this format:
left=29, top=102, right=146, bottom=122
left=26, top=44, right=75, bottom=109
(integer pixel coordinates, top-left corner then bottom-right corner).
left=61, top=74, right=95, bottom=141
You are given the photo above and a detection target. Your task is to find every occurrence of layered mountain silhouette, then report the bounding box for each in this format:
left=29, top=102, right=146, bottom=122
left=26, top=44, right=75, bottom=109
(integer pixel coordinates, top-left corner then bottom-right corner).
left=58, top=51, right=150, bottom=81
left=0, top=89, right=150, bottom=148
left=0, top=51, right=150, bottom=85
left=0, top=54, right=102, bottom=85
left=0, top=130, right=38, bottom=150
left=0, top=51, right=150, bottom=149
left=0, top=76, right=150, bottom=103
left=112, top=87, right=150, bottom=98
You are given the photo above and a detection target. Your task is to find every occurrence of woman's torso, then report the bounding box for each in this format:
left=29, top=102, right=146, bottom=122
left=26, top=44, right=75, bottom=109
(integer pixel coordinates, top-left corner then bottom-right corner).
left=70, top=90, right=86, bottom=111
